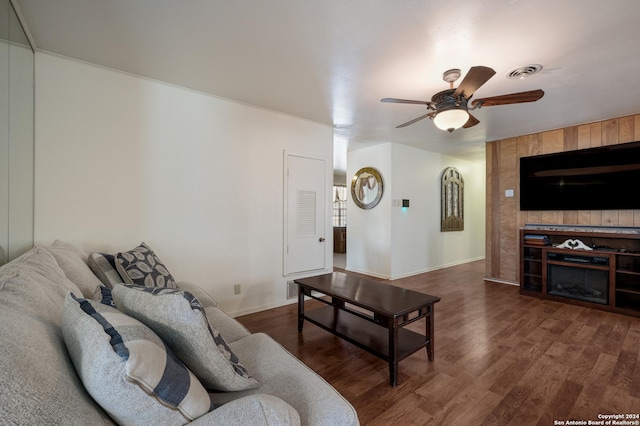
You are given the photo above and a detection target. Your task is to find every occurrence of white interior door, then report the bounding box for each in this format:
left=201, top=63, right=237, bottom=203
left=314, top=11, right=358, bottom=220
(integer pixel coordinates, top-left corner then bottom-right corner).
left=284, top=153, right=326, bottom=275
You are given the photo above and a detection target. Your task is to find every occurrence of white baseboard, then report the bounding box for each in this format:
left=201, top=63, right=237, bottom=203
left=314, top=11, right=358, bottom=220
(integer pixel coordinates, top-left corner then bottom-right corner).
left=344, top=256, right=486, bottom=281
left=227, top=298, right=297, bottom=318
left=343, top=267, right=390, bottom=280
left=390, top=256, right=486, bottom=280
left=483, top=277, right=519, bottom=286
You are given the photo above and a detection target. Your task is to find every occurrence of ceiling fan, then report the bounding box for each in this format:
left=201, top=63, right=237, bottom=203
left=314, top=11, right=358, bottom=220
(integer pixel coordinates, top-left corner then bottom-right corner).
left=381, top=66, right=544, bottom=133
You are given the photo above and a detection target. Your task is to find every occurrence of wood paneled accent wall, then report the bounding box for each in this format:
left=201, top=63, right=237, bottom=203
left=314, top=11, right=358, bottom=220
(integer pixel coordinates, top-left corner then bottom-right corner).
left=486, top=114, right=640, bottom=284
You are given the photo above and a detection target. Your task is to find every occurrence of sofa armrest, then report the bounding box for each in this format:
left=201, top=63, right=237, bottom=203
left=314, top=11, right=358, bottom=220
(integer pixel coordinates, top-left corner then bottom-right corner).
left=176, top=281, right=218, bottom=307
left=189, top=395, right=300, bottom=426
left=176, top=282, right=250, bottom=342
left=204, top=306, right=251, bottom=343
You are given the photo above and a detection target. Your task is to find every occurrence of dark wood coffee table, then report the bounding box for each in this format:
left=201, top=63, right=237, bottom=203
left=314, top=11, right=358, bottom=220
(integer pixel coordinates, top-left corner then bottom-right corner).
left=295, top=272, right=441, bottom=386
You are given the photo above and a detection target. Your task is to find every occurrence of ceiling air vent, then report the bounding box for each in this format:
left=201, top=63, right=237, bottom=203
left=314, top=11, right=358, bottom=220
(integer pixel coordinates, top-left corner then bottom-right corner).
left=506, top=64, right=543, bottom=79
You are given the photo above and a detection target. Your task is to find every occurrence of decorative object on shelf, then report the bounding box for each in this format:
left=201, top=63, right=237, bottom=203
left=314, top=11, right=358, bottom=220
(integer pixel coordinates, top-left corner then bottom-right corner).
left=556, top=238, right=593, bottom=251
left=441, top=167, right=464, bottom=231
left=524, top=234, right=550, bottom=246
left=351, top=167, right=383, bottom=209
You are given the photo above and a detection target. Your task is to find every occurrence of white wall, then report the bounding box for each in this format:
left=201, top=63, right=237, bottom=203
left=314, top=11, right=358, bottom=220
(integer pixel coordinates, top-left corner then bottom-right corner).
left=34, top=52, right=333, bottom=316
left=347, top=142, right=485, bottom=279
left=346, top=143, right=393, bottom=278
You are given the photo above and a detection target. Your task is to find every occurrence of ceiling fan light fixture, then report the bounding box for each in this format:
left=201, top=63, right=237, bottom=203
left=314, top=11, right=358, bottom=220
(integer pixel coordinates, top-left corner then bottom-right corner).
left=433, top=108, right=469, bottom=133
left=382, top=65, right=544, bottom=131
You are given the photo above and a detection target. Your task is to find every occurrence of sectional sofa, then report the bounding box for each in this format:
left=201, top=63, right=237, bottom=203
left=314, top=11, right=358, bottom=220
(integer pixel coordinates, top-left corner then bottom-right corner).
left=0, top=241, right=359, bottom=425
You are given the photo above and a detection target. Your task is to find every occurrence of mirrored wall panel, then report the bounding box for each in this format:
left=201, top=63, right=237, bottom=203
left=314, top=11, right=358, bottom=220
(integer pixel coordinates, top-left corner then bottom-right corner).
left=0, top=0, right=34, bottom=265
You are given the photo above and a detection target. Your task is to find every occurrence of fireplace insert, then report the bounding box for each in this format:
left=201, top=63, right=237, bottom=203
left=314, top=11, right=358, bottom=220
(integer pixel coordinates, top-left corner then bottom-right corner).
left=547, top=253, right=609, bottom=305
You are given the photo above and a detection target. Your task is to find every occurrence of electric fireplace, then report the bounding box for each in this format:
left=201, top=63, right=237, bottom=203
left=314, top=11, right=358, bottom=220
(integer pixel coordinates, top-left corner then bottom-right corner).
left=547, top=252, right=609, bottom=305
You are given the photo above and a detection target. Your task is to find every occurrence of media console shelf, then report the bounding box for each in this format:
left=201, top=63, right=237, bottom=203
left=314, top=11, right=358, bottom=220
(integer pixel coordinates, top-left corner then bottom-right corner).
left=520, top=225, right=640, bottom=317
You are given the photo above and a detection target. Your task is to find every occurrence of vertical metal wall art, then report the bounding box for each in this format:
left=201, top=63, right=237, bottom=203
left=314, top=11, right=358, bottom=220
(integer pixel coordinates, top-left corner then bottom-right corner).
left=441, top=167, right=464, bottom=231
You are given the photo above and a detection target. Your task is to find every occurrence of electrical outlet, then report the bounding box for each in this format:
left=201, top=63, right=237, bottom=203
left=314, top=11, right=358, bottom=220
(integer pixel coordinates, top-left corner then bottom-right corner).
left=234, top=284, right=241, bottom=295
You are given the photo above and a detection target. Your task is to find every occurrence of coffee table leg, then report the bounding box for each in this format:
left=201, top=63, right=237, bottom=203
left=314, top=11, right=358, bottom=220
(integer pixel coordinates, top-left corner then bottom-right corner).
left=426, top=304, right=434, bottom=361
left=389, top=324, right=398, bottom=386
left=297, top=285, right=304, bottom=332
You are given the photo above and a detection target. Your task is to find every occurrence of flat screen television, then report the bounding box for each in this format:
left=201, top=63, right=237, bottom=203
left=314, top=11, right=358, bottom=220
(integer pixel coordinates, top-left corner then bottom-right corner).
left=519, top=140, right=640, bottom=211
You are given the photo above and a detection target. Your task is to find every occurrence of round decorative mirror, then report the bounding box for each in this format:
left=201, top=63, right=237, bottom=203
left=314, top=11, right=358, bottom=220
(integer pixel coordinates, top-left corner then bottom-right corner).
left=351, top=167, right=383, bottom=209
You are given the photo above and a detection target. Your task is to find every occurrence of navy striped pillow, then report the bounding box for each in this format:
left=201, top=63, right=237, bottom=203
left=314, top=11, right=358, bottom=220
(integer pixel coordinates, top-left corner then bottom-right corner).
left=87, top=253, right=124, bottom=288
left=97, top=285, right=115, bottom=307
left=63, top=294, right=211, bottom=424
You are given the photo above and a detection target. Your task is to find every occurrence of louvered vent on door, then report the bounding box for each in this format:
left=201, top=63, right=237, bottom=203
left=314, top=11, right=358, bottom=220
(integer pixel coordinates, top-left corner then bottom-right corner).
left=297, top=190, right=316, bottom=237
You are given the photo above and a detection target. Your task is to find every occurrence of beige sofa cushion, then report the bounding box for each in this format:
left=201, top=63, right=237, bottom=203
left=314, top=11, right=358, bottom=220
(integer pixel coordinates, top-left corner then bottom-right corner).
left=0, top=247, right=114, bottom=424
left=212, top=333, right=360, bottom=426
left=46, top=240, right=104, bottom=299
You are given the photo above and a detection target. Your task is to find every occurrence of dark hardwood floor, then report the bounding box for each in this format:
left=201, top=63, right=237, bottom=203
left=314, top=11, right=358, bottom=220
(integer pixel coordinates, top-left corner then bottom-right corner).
left=237, top=261, right=640, bottom=425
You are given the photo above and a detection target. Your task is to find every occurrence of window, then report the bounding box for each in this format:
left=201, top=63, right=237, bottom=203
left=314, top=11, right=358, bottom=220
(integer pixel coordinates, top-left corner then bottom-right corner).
left=332, top=185, right=347, bottom=227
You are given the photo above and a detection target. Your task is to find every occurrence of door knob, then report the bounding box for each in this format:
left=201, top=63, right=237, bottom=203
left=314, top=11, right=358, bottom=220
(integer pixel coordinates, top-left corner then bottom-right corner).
left=319, top=237, right=325, bottom=242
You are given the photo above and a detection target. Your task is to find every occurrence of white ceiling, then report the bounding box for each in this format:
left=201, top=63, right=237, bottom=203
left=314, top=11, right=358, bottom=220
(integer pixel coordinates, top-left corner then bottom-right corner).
left=14, top=0, right=640, bottom=172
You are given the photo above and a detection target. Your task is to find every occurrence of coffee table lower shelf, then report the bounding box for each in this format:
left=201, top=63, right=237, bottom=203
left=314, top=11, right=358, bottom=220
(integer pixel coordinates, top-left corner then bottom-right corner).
left=303, top=306, right=429, bottom=365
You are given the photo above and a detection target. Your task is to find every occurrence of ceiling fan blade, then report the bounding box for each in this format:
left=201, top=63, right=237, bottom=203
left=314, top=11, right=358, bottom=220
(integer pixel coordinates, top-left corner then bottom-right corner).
left=471, top=89, right=544, bottom=107
left=462, top=113, right=479, bottom=129
left=396, top=112, right=434, bottom=128
left=381, top=98, right=433, bottom=106
left=452, top=66, right=496, bottom=99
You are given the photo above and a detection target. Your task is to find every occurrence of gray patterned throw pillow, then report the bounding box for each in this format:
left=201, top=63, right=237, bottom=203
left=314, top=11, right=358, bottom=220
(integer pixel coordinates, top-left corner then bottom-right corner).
left=115, top=242, right=177, bottom=288
left=112, top=284, right=260, bottom=392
